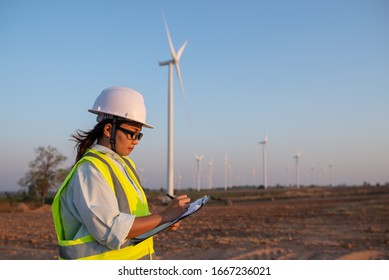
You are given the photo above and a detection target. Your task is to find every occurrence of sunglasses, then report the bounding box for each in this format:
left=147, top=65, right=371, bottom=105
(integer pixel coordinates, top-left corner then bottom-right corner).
left=116, top=126, right=143, bottom=141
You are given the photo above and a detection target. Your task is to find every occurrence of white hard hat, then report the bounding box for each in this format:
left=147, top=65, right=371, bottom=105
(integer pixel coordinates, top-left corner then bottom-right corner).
left=88, top=86, right=154, bottom=129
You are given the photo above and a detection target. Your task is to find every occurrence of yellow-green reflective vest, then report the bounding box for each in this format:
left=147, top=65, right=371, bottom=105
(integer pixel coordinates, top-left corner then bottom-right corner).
left=52, top=149, right=154, bottom=260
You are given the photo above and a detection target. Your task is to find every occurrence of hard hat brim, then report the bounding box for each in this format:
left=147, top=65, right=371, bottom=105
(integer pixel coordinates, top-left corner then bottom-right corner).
left=88, top=109, right=154, bottom=129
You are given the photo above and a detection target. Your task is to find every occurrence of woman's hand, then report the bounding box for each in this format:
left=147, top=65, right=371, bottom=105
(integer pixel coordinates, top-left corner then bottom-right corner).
left=126, top=194, right=190, bottom=239
left=161, top=194, right=191, bottom=223
left=169, top=220, right=181, bottom=231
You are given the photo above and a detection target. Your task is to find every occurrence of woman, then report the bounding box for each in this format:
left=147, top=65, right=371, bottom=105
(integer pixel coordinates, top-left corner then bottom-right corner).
left=52, top=86, right=190, bottom=260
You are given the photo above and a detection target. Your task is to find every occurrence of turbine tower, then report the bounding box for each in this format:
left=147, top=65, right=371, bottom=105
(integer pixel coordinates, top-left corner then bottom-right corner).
left=208, top=157, right=214, bottom=189
left=329, top=162, right=333, bottom=187
left=194, top=152, right=204, bottom=191
left=223, top=153, right=228, bottom=191
left=286, top=164, right=291, bottom=187
left=259, top=135, right=268, bottom=189
left=294, top=152, right=301, bottom=189
left=159, top=13, right=190, bottom=196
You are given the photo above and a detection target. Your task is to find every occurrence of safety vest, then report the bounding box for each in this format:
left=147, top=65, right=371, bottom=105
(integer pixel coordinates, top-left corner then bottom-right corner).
left=52, top=149, right=154, bottom=260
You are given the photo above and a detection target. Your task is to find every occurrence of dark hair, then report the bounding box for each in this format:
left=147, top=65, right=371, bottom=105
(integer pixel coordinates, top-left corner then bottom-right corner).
left=71, top=119, right=112, bottom=163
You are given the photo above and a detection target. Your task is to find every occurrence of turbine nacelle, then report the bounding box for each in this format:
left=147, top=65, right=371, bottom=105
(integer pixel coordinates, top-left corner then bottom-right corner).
left=260, top=134, right=268, bottom=145
left=194, top=152, right=204, bottom=161
left=159, top=59, right=174, bottom=66
left=159, top=40, right=187, bottom=66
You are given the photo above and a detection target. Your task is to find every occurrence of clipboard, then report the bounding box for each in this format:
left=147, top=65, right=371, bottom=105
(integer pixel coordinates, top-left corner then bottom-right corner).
left=130, top=195, right=209, bottom=245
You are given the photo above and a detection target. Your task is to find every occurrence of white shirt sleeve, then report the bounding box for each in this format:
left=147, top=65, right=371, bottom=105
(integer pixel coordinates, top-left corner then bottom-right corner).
left=65, top=161, right=135, bottom=250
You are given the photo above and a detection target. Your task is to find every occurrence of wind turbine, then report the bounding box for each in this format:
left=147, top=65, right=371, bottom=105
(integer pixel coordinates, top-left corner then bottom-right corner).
left=329, top=162, right=333, bottom=187
left=208, top=157, right=214, bottom=189
left=259, top=135, right=268, bottom=189
left=294, top=152, right=301, bottom=189
left=223, top=153, right=228, bottom=191
left=194, top=152, right=204, bottom=191
left=310, top=164, right=315, bottom=186
left=159, top=13, right=190, bottom=196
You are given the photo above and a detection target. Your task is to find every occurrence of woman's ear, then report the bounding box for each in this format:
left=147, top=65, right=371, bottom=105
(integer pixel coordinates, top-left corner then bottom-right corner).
left=103, top=123, right=112, bottom=138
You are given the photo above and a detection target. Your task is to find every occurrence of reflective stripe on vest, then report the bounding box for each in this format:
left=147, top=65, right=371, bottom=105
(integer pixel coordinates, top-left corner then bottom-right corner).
left=52, top=149, right=154, bottom=260
left=84, top=152, right=130, bottom=213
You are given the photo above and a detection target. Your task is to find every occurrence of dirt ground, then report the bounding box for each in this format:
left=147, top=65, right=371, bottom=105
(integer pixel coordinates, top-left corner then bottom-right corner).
left=0, top=186, right=388, bottom=260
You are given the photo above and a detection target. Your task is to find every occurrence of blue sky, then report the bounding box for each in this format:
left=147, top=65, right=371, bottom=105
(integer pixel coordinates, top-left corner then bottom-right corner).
left=1, top=0, right=388, bottom=192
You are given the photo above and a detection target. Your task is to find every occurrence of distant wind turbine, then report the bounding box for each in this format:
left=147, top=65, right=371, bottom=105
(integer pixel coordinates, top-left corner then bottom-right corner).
left=159, top=13, right=190, bottom=196
left=259, top=135, right=268, bottom=189
left=208, top=157, right=214, bottom=189
left=294, top=152, right=301, bottom=189
left=311, top=164, right=315, bottom=186
left=194, top=152, right=204, bottom=191
left=329, top=162, right=333, bottom=187
left=223, top=153, right=228, bottom=190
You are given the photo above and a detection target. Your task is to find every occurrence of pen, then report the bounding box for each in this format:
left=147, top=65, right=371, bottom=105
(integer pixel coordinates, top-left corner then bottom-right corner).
left=166, top=193, right=175, bottom=200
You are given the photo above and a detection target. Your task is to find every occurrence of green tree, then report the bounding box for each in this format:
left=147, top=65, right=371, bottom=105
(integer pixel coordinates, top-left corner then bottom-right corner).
left=18, top=146, right=67, bottom=206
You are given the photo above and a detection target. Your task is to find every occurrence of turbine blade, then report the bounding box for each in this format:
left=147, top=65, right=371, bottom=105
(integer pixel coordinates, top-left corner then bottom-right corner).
left=162, top=12, right=177, bottom=60
left=175, top=62, right=192, bottom=127
left=175, top=62, right=185, bottom=97
left=176, top=39, right=189, bottom=60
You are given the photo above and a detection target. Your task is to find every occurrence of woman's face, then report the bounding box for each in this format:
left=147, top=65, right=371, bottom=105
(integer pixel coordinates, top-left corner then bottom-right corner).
left=101, top=121, right=143, bottom=156
left=114, top=122, right=143, bottom=156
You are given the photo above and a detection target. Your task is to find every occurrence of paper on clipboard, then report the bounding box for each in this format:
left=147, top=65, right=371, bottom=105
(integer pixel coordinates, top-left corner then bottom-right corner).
left=130, top=195, right=209, bottom=245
